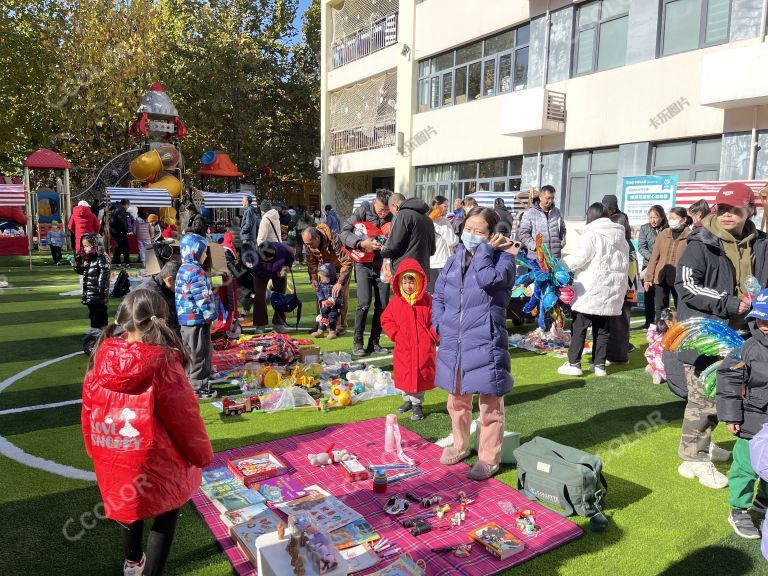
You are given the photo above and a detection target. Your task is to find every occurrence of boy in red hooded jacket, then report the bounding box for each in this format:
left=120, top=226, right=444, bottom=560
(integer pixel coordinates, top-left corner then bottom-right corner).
left=381, top=259, right=437, bottom=420
left=82, top=289, right=213, bottom=575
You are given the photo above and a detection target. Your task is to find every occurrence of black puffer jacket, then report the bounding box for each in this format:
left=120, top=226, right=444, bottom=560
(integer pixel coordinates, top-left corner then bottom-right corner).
left=73, top=235, right=110, bottom=305
left=381, top=198, right=436, bottom=275
left=339, top=201, right=392, bottom=271
left=716, top=326, right=768, bottom=439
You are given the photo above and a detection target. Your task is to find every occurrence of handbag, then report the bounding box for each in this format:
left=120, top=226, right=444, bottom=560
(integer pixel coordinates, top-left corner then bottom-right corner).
left=514, top=436, right=609, bottom=532
left=270, top=266, right=302, bottom=328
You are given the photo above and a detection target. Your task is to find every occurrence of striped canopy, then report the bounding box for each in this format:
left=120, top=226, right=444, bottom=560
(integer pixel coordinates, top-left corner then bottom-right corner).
left=201, top=191, right=243, bottom=208
left=106, top=187, right=172, bottom=207
left=0, top=184, right=25, bottom=207
left=352, top=193, right=376, bottom=210
left=466, top=191, right=527, bottom=216
left=675, top=180, right=768, bottom=210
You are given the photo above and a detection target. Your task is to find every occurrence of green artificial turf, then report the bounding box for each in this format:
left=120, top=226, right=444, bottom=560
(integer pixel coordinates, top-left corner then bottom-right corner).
left=0, top=253, right=765, bottom=575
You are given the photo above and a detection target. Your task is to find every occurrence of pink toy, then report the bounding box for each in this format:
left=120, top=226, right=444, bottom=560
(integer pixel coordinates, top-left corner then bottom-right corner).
left=644, top=324, right=666, bottom=384
left=384, top=414, right=415, bottom=465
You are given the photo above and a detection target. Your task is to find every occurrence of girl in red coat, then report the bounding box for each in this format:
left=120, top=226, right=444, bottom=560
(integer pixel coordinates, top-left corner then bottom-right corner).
left=381, top=259, right=437, bottom=421
left=81, top=289, right=213, bottom=576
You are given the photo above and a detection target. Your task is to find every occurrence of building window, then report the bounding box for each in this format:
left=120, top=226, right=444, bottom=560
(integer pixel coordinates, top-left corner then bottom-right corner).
left=661, top=0, right=731, bottom=57
left=652, top=137, right=722, bottom=182
left=565, top=147, right=620, bottom=219
left=573, top=0, right=630, bottom=76
left=414, top=157, right=524, bottom=215
left=417, top=23, right=530, bottom=112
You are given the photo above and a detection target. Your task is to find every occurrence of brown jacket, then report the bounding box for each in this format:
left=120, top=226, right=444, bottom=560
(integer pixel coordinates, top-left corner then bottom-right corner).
left=306, top=223, right=353, bottom=286
left=645, top=227, right=690, bottom=285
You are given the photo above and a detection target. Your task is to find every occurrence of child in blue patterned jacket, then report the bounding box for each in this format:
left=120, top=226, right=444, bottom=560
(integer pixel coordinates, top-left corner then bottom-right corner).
left=175, top=233, right=217, bottom=399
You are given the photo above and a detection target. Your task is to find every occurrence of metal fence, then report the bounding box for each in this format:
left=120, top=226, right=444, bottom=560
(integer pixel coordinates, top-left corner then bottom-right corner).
left=330, top=120, right=397, bottom=155
left=331, top=13, right=399, bottom=69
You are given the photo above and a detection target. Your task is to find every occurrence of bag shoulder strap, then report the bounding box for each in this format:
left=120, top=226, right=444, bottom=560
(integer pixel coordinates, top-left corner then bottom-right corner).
left=268, top=217, right=281, bottom=241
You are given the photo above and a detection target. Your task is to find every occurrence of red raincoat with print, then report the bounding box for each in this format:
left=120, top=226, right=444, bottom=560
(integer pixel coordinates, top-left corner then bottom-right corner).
left=381, top=258, right=438, bottom=394
left=81, top=337, right=213, bottom=523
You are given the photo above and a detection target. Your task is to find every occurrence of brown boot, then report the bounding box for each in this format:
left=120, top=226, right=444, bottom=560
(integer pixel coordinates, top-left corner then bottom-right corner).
left=310, top=329, right=324, bottom=338
left=326, top=330, right=337, bottom=340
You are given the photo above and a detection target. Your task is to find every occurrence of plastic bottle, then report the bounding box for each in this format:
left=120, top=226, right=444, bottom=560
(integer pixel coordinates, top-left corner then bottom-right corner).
left=372, top=469, right=388, bottom=493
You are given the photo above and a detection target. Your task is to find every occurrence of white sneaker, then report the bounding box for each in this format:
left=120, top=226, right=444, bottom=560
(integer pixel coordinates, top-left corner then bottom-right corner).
left=124, top=554, right=145, bottom=576
left=652, top=373, right=663, bottom=385
left=558, top=362, right=583, bottom=376
left=678, top=461, right=728, bottom=489
left=710, top=442, right=732, bottom=463
left=594, top=366, right=607, bottom=377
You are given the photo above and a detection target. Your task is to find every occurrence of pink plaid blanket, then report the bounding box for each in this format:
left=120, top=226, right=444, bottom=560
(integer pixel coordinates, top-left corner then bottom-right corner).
left=191, top=418, right=583, bottom=575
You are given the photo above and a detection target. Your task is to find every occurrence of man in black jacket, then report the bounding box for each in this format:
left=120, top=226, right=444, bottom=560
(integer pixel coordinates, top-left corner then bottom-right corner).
left=673, top=182, right=766, bottom=497
left=110, top=199, right=131, bottom=266
left=340, top=188, right=392, bottom=355
left=137, top=260, right=181, bottom=333
left=381, top=193, right=436, bottom=277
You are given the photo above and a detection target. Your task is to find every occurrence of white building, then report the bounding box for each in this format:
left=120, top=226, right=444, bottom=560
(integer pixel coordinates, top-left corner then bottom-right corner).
left=320, top=0, right=768, bottom=236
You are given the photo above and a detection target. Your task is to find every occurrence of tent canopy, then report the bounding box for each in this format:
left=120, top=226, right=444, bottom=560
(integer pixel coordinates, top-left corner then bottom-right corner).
left=0, top=184, right=26, bottom=207
left=197, top=153, right=243, bottom=177
left=201, top=191, right=243, bottom=208
left=353, top=193, right=376, bottom=210
left=23, top=149, right=71, bottom=170
left=107, top=187, right=172, bottom=207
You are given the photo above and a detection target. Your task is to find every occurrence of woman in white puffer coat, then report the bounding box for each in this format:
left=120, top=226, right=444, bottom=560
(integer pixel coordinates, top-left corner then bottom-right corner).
left=427, top=195, right=459, bottom=292
left=558, top=202, right=629, bottom=378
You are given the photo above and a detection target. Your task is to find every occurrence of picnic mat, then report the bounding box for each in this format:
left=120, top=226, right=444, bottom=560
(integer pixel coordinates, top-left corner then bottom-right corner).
left=191, top=418, right=583, bottom=576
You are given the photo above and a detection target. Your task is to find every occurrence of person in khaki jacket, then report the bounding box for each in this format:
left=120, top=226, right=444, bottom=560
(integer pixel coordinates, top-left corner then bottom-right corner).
left=301, top=224, right=354, bottom=336
left=643, top=206, right=691, bottom=324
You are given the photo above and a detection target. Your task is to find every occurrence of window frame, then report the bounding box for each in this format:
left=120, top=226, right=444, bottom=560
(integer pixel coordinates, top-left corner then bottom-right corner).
left=651, top=137, right=722, bottom=182
left=660, top=0, right=732, bottom=58
left=565, top=147, right=621, bottom=219
left=572, top=0, right=631, bottom=78
left=416, top=23, right=530, bottom=112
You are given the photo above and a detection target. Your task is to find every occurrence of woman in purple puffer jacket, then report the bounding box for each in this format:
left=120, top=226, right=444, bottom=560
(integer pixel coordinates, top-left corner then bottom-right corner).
left=433, top=207, right=517, bottom=481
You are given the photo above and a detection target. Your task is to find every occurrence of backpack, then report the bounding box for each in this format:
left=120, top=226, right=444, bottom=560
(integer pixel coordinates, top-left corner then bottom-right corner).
left=270, top=266, right=302, bottom=328
left=111, top=268, right=131, bottom=298
left=514, top=437, right=609, bottom=532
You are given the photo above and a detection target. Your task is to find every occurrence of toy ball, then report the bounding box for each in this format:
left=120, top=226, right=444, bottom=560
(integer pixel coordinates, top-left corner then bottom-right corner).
left=332, top=386, right=352, bottom=407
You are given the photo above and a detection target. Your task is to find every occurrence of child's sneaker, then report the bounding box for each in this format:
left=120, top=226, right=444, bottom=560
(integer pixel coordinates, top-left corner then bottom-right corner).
left=396, top=401, right=412, bottom=414
left=310, top=329, right=324, bottom=338
left=558, top=362, right=583, bottom=376
left=652, top=373, right=663, bottom=385
left=197, top=388, right=217, bottom=400
left=411, top=405, right=424, bottom=421
left=678, top=460, right=728, bottom=489
left=124, top=554, right=145, bottom=576
left=728, top=508, right=761, bottom=539
left=326, top=331, right=337, bottom=340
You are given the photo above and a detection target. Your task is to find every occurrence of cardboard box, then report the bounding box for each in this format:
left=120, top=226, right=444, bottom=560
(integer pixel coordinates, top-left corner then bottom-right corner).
left=299, top=346, right=321, bottom=364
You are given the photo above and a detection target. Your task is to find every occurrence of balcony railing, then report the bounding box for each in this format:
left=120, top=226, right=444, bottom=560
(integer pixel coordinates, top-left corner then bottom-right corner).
left=330, top=120, right=397, bottom=155
left=331, top=13, right=398, bottom=70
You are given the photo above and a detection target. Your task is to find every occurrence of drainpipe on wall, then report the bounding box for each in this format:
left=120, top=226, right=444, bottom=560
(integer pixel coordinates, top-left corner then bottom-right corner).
left=761, top=0, right=767, bottom=42
left=537, top=1, right=552, bottom=189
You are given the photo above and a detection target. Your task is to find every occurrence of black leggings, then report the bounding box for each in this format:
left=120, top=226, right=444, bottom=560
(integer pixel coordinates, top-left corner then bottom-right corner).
left=655, top=282, right=678, bottom=323
left=120, top=508, right=180, bottom=575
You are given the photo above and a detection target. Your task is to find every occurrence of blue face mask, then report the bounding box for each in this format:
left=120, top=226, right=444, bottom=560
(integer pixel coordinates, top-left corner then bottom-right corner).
left=461, top=231, right=486, bottom=252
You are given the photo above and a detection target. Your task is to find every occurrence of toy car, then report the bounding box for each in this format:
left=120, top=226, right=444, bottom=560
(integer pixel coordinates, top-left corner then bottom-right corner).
left=222, top=395, right=260, bottom=416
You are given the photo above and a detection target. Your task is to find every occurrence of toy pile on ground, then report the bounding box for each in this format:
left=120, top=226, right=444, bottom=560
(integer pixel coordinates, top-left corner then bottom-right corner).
left=508, top=324, right=574, bottom=356
left=212, top=349, right=399, bottom=415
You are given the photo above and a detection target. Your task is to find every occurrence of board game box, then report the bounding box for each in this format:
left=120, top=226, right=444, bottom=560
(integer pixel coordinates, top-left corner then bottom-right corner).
left=468, top=522, right=525, bottom=560
left=227, top=451, right=287, bottom=487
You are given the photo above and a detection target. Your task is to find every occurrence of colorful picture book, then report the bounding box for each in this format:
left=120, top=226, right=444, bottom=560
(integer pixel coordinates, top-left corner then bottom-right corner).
left=230, top=508, right=284, bottom=564
left=277, top=485, right=362, bottom=533
left=220, top=502, right=272, bottom=528
left=227, top=451, right=287, bottom=486
left=252, top=475, right=307, bottom=503
left=202, top=466, right=235, bottom=485
left=328, top=518, right=380, bottom=549
left=210, top=487, right=266, bottom=513
left=369, top=554, right=425, bottom=576
left=202, top=477, right=244, bottom=499
left=468, top=522, right=525, bottom=560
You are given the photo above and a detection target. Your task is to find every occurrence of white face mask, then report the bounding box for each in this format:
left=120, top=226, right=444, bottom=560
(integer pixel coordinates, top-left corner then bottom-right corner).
left=668, top=218, right=681, bottom=230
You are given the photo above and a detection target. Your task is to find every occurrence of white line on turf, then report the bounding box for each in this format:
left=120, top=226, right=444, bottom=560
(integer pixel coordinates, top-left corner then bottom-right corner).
left=0, top=351, right=83, bottom=394
left=0, top=399, right=82, bottom=416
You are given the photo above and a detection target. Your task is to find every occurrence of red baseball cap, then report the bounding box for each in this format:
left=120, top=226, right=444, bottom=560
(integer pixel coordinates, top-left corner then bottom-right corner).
left=714, top=182, right=755, bottom=208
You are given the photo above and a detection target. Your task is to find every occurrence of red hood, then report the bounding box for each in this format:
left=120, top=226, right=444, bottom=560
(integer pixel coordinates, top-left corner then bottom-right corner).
left=90, top=338, right=173, bottom=394
left=72, top=205, right=92, bottom=219
left=392, top=258, right=428, bottom=304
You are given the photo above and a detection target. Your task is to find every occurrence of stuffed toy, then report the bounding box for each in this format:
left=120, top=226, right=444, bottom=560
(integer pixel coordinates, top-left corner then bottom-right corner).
left=307, top=446, right=354, bottom=466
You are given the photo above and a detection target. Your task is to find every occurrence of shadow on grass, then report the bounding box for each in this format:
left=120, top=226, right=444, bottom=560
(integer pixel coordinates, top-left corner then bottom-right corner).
left=0, top=336, right=83, bottom=362
left=0, top=307, right=85, bottom=326
left=659, top=545, right=756, bottom=575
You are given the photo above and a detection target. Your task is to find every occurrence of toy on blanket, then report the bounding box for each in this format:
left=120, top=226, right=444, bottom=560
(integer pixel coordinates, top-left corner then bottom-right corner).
left=512, top=233, right=573, bottom=330
left=330, top=381, right=353, bottom=407
left=662, top=317, right=745, bottom=398
left=307, top=443, right=355, bottom=466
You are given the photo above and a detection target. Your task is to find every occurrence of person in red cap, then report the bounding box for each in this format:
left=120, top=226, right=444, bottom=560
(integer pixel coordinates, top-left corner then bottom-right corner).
left=672, top=182, right=767, bottom=498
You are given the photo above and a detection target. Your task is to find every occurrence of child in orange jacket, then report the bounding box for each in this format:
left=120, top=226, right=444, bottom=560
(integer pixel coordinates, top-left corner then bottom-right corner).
left=381, top=259, right=437, bottom=421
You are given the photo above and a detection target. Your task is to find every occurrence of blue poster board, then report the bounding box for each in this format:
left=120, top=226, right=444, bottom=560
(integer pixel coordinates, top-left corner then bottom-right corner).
left=621, top=175, right=677, bottom=226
